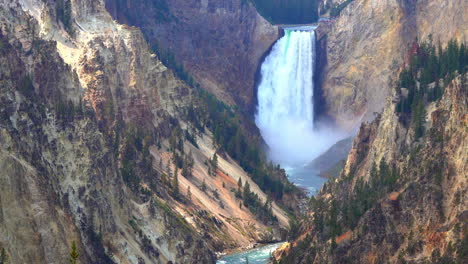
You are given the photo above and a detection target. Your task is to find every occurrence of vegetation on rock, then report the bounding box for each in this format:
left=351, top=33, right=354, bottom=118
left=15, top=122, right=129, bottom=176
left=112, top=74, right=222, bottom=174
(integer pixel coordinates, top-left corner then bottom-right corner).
left=68, top=241, right=79, bottom=264
left=247, top=0, right=319, bottom=24
left=276, top=39, right=467, bottom=263
left=56, top=0, right=74, bottom=35
left=396, top=38, right=467, bottom=138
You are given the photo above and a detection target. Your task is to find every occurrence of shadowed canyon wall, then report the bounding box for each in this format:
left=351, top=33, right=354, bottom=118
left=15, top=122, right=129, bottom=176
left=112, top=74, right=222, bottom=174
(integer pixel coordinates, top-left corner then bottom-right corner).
left=105, top=0, right=279, bottom=113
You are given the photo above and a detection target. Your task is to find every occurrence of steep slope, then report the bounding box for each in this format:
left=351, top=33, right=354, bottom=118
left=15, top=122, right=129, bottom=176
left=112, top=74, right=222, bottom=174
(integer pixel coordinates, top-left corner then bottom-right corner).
left=276, top=68, right=467, bottom=263
left=316, top=0, right=468, bottom=129
left=104, top=0, right=279, bottom=110
left=0, top=0, right=296, bottom=263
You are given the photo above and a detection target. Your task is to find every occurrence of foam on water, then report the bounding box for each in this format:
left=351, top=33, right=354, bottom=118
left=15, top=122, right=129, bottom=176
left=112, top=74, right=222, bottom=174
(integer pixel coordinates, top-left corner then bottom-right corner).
left=217, top=242, right=285, bottom=264
left=256, top=28, right=345, bottom=166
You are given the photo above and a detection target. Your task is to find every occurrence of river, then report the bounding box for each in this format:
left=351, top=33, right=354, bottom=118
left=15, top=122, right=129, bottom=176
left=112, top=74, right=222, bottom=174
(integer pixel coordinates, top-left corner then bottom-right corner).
left=217, top=242, right=285, bottom=264
left=220, top=25, right=341, bottom=264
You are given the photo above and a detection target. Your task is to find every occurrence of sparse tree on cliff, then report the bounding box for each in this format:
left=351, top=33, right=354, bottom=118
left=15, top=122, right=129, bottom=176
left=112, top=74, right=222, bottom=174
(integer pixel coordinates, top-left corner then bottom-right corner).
left=69, top=241, right=79, bottom=264
left=210, top=153, right=218, bottom=176
left=201, top=178, right=207, bottom=193
left=0, top=247, right=8, bottom=264
left=187, top=186, right=192, bottom=201
left=166, top=162, right=172, bottom=178
left=173, top=167, right=179, bottom=197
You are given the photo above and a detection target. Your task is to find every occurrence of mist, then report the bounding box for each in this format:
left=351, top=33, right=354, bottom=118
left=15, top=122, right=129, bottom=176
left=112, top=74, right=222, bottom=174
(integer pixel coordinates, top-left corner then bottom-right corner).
left=255, top=28, right=346, bottom=167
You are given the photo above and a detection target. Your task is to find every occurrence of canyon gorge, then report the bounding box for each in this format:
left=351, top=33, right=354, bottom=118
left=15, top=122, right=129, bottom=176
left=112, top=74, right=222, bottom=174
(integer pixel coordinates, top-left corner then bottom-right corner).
left=0, top=0, right=466, bottom=264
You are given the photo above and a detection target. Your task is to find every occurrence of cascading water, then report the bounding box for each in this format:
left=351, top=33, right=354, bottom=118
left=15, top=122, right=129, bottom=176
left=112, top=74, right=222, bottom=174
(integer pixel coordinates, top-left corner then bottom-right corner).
left=256, top=26, right=346, bottom=194
left=256, top=28, right=320, bottom=166
left=219, top=27, right=346, bottom=264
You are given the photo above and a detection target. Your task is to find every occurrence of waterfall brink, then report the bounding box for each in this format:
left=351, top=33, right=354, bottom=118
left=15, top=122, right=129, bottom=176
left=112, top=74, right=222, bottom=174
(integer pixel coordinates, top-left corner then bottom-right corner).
left=256, top=28, right=335, bottom=166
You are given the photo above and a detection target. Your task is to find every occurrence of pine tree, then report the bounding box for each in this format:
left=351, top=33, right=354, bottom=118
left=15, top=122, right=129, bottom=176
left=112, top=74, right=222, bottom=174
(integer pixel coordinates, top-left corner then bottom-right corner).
left=412, top=99, right=426, bottom=138
left=173, top=167, right=179, bottom=197
left=166, top=162, right=172, bottom=178
left=211, top=153, right=218, bottom=176
left=182, top=150, right=195, bottom=178
left=459, top=43, right=467, bottom=73
left=201, top=178, right=207, bottom=193
left=237, top=177, right=243, bottom=188
left=69, top=241, right=79, bottom=264
left=0, top=247, right=8, bottom=264
left=330, top=236, right=337, bottom=252
left=187, top=186, right=192, bottom=201
left=187, top=150, right=194, bottom=170
left=161, top=173, right=167, bottom=186
left=243, top=181, right=251, bottom=206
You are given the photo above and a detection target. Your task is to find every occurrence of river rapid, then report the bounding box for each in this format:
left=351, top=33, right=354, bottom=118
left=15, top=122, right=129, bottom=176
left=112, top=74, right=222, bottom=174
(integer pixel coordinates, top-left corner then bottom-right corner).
left=217, top=242, right=285, bottom=264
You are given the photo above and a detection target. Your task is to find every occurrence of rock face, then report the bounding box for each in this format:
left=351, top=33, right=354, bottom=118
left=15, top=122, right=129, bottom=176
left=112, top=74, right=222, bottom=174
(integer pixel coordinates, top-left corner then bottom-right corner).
left=104, top=0, right=279, bottom=111
left=317, top=0, right=468, bottom=130
left=276, top=73, right=467, bottom=263
left=0, top=0, right=293, bottom=263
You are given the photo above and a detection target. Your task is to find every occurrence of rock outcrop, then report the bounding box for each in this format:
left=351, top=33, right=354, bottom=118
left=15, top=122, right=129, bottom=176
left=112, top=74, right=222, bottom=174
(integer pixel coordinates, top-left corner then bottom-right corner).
left=276, top=72, right=467, bottom=263
left=104, top=0, right=279, bottom=111
left=316, top=0, right=468, bottom=130
left=0, top=1, right=294, bottom=263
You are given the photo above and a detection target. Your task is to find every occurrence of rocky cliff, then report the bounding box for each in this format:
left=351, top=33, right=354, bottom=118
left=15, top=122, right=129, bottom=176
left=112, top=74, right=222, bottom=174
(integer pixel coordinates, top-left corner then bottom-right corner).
left=0, top=1, right=294, bottom=263
left=104, top=0, right=279, bottom=112
left=276, top=69, right=467, bottom=263
left=316, top=0, right=468, bottom=130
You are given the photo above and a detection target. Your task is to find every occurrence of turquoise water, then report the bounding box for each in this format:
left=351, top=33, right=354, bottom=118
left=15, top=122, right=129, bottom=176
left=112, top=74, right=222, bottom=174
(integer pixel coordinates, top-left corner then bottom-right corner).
left=285, top=166, right=327, bottom=196
left=217, top=242, right=285, bottom=264
left=284, top=29, right=291, bottom=55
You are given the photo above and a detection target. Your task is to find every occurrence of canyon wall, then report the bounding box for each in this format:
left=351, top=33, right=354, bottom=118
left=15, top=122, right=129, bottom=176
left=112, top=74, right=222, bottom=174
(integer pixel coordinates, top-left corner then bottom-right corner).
left=277, top=72, right=467, bottom=264
left=317, top=0, right=467, bottom=130
left=275, top=1, right=467, bottom=262
left=105, top=0, right=279, bottom=112
left=0, top=0, right=293, bottom=263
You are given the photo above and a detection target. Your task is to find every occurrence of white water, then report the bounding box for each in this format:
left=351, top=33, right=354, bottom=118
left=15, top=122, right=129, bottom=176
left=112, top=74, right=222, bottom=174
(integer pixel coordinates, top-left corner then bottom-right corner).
left=256, top=28, right=343, bottom=167
left=217, top=242, right=284, bottom=264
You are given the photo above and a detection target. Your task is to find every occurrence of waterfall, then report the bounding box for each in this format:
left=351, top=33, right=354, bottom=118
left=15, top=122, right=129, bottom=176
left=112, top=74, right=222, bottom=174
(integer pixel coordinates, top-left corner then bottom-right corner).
left=255, top=28, right=320, bottom=166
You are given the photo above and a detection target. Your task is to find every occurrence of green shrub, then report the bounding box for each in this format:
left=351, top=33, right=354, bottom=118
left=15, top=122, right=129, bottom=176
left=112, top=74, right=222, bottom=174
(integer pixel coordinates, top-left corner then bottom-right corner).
left=396, top=39, right=467, bottom=138
left=56, top=0, right=74, bottom=36
left=19, top=75, right=34, bottom=97
left=248, top=0, right=319, bottom=24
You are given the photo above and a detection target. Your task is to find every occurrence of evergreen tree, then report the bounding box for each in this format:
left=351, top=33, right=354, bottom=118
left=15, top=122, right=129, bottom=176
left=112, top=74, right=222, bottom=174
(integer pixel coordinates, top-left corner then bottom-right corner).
left=211, top=153, right=218, bottom=176
left=69, top=241, right=79, bottom=264
left=412, top=99, right=426, bottom=138
left=173, top=167, right=179, bottom=197
left=237, top=177, right=243, bottom=188
left=201, top=178, right=207, bottom=193
left=187, top=186, right=192, bottom=201
left=0, top=247, right=7, bottom=264
left=161, top=172, right=167, bottom=186
left=243, top=181, right=251, bottom=206
left=182, top=150, right=195, bottom=177
left=56, top=0, right=74, bottom=35
left=166, top=162, right=172, bottom=178
left=459, top=43, right=467, bottom=73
